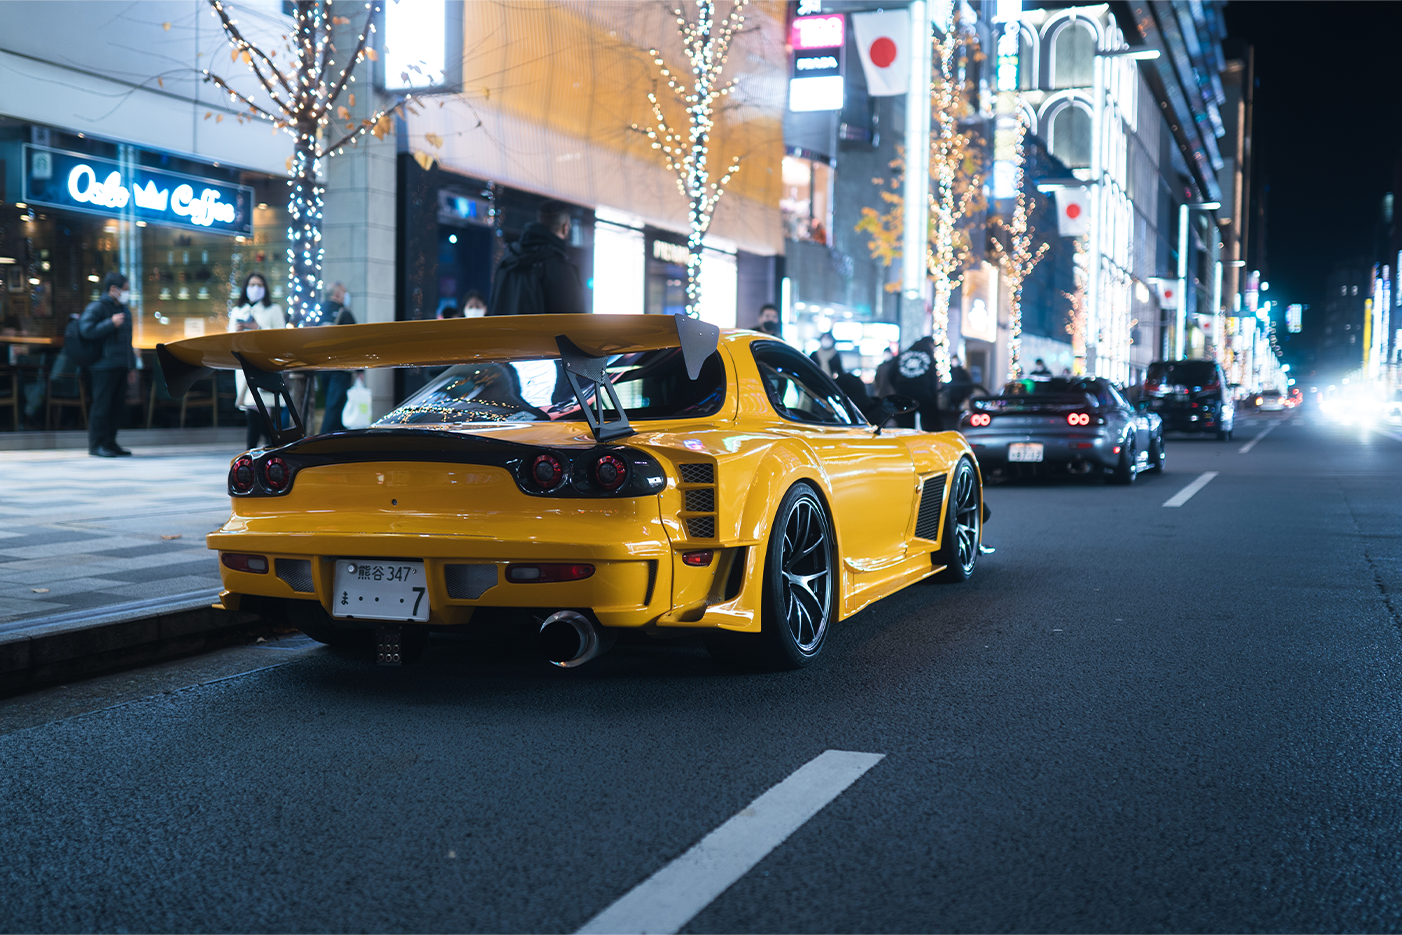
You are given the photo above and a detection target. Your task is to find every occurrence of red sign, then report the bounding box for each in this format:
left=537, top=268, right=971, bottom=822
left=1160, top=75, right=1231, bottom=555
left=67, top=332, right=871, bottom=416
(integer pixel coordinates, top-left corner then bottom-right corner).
left=791, top=14, right=844, bottom=50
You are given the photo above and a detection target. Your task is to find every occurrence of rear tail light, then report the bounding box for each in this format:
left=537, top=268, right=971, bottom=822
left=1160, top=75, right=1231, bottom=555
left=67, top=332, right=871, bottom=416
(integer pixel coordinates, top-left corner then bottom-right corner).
left=230, top=456, right=255, bottom=494
left=507, top=563, right=595, bottom=583
left=262, top=456, right=291, bottom=492
left=592, top=453, right=628, bottom=491
left=1202, top=380, right=1221, bottom=392
left=1066, top=412, right=1091, bottom=426
left=968, top=412, right=992, bottom=427
left=221, top=553, right=268, bottom=574
left=530, top=453, right=565, bottom=490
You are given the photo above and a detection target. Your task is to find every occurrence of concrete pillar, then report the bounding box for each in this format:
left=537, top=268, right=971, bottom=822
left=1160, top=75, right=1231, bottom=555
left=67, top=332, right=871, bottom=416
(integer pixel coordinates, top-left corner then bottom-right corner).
left=324, top=19, right=399, bottom=419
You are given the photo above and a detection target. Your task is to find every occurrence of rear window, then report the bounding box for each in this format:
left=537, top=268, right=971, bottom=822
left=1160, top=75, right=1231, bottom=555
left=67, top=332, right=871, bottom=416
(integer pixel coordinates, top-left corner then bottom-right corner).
left=376, top=347, right=726, bottom=427
left=1147, top=361, right=1218, bottom=386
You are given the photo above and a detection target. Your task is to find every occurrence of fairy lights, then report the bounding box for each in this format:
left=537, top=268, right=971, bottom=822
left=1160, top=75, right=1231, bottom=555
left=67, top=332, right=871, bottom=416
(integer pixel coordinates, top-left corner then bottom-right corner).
left=631, top=1, right=747, bottom=318
left=990, top=112, right=1048, bottom=379
left=202, top=0, right=407, bottom=325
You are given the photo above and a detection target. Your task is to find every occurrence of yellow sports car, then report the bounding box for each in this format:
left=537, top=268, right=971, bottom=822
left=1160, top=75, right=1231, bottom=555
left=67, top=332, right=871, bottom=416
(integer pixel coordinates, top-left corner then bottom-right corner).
left=159, top=314, right=986, bottom=669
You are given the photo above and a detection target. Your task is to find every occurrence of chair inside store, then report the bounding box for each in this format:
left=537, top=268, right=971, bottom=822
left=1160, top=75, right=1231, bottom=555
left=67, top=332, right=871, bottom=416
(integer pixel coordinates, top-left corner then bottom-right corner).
left=0, top=367, right=21, bottom=430
left=147, top=363, right=216, bottom=428
left=46, top=368, right=88, bottom=430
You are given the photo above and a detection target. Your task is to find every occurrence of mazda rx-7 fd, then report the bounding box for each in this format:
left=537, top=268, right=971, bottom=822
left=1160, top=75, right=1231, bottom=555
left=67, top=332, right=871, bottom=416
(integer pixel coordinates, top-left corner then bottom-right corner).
left=158, top=315, right=987, bottom=669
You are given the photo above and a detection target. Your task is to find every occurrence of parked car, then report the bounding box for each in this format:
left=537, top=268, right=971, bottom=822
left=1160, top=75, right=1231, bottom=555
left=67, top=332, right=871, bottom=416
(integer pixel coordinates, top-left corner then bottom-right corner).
left=158, top=314, right=987, bottom=671
left=1142, top=359, right=1235, bottom=440
left=1255, top=389, right=1286, bottom=412
left=958, top=376, right=1163, bottom=484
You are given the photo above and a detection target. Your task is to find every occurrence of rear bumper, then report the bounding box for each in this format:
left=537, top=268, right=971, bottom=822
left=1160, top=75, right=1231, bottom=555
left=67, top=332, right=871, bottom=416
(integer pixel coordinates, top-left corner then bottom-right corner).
left=964, top=430, right=1118, bottom=469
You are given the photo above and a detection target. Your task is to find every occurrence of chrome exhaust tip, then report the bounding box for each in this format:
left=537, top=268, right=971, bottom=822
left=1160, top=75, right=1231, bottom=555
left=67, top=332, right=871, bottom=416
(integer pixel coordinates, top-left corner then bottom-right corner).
left=539, top=610, right=616, bottom=668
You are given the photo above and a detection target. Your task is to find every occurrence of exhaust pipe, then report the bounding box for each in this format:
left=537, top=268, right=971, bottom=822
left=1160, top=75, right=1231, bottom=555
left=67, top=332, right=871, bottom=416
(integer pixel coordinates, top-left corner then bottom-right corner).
left=539, top=611, right=617, bottom=668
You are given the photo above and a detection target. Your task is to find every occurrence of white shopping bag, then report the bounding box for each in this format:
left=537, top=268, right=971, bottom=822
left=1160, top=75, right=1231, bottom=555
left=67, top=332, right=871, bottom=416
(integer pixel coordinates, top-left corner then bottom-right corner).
left=341, top=375, right=372, bottom=430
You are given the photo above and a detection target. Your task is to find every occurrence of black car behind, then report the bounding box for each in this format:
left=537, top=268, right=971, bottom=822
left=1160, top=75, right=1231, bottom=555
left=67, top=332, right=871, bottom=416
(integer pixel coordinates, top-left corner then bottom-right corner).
left=1142, top=359, right=1235, bottom=439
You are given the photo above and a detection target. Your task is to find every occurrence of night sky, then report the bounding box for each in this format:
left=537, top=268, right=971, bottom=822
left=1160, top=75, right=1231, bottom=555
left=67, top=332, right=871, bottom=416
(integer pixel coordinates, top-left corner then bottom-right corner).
left=1222, top=1, right=1402, bottom=352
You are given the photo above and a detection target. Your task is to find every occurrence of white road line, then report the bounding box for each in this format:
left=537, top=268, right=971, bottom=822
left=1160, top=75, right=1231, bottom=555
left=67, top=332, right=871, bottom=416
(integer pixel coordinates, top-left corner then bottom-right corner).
left=1238, top=421, right=1279, bottom=454
left=576, top=750, right=885, bottom=935
left=1163, top=471, right=1219, bottom=508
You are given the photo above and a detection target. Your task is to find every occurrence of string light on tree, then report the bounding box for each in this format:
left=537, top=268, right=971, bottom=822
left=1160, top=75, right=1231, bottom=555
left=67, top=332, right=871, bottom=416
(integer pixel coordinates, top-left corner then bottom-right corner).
left=632, top=0, right=747, bottom=318
left=1065, top=237, right=1088, bottom=375
left=990, top=112, right=1048, bottom=379
left=202, top=0, right=417, bottom=325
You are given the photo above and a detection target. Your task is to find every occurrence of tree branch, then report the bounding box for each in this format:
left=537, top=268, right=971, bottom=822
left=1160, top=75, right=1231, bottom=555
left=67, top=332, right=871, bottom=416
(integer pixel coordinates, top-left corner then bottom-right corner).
left=207, top=0, right=295, bottom=100
left=202, top=71, right=282, bottom=122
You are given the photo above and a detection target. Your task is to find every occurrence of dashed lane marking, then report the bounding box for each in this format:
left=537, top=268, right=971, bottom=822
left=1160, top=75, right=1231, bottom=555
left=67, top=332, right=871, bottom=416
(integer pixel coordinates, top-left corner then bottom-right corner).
left=575, top=750, right=885, bottom=935
left=1238, top=421, right=1280, bottom=454
left=1163, top=471, right=1219, bottom=508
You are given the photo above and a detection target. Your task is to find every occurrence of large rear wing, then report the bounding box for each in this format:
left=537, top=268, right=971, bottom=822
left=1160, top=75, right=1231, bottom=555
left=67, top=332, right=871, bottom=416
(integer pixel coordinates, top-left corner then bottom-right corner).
left=158, top=313, right=720, bottom=444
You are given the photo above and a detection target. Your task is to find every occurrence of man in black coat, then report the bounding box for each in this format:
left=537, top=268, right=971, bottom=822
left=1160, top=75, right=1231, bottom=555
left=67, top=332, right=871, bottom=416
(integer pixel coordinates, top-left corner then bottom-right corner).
left=487, top=201, right=586, bottom=316
left=78, top=272, right=135, bottom=457
left=892, top=336, right=944, bottom=431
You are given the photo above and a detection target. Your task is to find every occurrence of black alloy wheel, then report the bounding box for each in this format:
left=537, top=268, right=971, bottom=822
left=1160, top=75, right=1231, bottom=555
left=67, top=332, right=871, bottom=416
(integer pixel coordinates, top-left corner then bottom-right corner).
left=933, top=458, right=981, bottom=583
left=1110, top=440, right=1137, bottom=485
left=1148, top=433, right=1166, bottom=473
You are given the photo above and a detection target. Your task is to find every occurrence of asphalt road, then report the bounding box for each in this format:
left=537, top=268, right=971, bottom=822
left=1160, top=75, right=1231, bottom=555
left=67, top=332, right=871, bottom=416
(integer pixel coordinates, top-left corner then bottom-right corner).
left=4, top=409, right=1402, bottom=933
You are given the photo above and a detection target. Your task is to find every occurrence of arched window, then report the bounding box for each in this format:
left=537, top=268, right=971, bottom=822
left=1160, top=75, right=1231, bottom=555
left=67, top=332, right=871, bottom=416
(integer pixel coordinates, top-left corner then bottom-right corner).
left=1048, top=104, right=1091, bottom=168
left=1050, top=20, right=1094, bottom=88
left=1018, top=28, right=1037, bottom=91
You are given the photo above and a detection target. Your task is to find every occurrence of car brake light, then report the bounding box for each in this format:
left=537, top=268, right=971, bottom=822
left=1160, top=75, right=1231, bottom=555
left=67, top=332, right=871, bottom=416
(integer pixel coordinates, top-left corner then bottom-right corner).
left=682, top=550, right=714, bottom=566
left=507, top=563, right=595, bottom=583
left=1256, top=397, right=1264, bottom=406
left=969, top=412, right=992, bottom=427
left=230, top=456, right=255, bottom=494
left=530, top=453, right=565, bottom=490
left=592, top=453, right=628, bottom=492
left=222, top=553, right=268, bottom=573
left=1066, top=412, right=1090, bottom=426
left=262, top=456, right=291, bottom=492
left=1203, top=380, right=1221, bottom=391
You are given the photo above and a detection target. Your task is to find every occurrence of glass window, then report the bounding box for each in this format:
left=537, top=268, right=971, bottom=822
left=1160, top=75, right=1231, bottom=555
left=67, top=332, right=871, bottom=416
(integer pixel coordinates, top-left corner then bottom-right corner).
left=751, top=340, right=857, bottom=426
left=1018, top=29, right=1037, bottom=90
left=1051, top=21, right=1094, bottom=88
left=1049, top=104, right=1091, bottom=169
left=376, top=347, right=726, bottom=427
left=779, top=155, right=833, bottom=246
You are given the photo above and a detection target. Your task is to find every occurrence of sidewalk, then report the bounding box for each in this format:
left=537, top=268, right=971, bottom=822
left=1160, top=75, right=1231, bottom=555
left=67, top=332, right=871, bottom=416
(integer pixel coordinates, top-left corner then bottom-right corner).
left=0, top=444, right=237, bottom=625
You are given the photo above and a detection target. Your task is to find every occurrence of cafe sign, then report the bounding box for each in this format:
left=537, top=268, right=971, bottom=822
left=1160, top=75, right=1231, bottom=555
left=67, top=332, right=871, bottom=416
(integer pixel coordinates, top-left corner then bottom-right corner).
left=22, top=144, right=253, bottom=235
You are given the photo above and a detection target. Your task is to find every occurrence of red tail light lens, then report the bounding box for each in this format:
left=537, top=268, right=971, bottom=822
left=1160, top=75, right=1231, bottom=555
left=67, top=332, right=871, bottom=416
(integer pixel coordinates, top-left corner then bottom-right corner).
left=1202, top=380, right=1221, bottom=392
left=506, top=563, right=595, bottom=583
left=221, top=552, right=268, bottom=574
left=230, top=456, right=256, bottom=494
left=969, top=412, right=992, bottom=427
left=530, top=453, right=565, bottom=490
left=682, top=550, right=714, bottom=566
left=262, top=456, right=291, bottom=492
left=592, top=453, right=628, bottom=491
left=1066, top=412, right=1091, bottom=426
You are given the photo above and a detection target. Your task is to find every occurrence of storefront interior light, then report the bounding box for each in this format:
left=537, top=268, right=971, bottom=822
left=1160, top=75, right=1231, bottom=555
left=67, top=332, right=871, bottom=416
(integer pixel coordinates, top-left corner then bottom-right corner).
left=13, top=203, right=26, bottom=209
left=136, top=221, right=146, bottom=227
left=257, top=202, right=268, bottom=209
left=87, top=274, right=99, bottom=283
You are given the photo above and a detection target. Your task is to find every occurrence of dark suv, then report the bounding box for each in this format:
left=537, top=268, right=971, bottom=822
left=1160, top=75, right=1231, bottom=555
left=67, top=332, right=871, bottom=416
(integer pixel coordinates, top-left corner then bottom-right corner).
left=1142, top=360, right=1235, bottom=440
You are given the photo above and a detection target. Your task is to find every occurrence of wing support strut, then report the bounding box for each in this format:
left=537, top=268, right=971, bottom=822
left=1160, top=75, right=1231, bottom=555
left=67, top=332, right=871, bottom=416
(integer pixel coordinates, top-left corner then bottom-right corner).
left=233, top=351, right=306, bottom=446
left=555, top=335, right=634, bottom=443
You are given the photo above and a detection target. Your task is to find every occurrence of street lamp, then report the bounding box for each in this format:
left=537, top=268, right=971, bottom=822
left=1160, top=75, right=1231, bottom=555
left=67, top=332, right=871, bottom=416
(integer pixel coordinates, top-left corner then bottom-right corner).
left=1175, top=200, right=1221, bottom=359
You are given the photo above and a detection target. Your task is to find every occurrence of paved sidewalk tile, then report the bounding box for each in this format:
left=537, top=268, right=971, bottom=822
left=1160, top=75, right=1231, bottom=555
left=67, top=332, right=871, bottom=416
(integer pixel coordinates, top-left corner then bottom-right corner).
left=0, top=447, right=237, bottom=624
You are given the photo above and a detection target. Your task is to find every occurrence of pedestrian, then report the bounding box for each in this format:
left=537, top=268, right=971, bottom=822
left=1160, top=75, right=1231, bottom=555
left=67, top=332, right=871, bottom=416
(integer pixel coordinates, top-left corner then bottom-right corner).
left=78, top=272, right=135, bottom=457
left=946, top=355, right=975, bottom=414
left=462, top=289, right=487, bottom=318
left=317, top=282, right=357, bottom=435
left=810, top=332, right=839, bottom=374
left=892, top=336, right=943, bottom=431
left=754, top=303, right=782, bottom=336
left=487, top=201, right=587, bottom=316
left=229, top=272, right=287, bottom=450
left=1030, top=357, right=1052, bottom=380
left=826, top=356, right=878, bottom=423
left=872, top=346, right=898, bottom=400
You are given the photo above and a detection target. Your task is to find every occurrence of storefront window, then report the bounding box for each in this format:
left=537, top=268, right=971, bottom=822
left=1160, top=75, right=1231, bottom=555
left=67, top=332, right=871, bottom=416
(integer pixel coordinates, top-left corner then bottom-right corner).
left=780, top=155, right=833, bottom=246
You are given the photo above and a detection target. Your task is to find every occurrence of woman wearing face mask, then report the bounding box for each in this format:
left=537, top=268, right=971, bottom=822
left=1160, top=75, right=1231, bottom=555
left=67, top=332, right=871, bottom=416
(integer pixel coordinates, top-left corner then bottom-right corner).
left=228, top=272, right=287, bottom=450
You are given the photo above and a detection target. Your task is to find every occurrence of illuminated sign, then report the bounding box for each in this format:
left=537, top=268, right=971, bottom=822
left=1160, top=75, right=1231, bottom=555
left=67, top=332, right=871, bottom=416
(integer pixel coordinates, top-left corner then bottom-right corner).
left=791, top=14, right=844, bottom=50
left=1287, top=304, right=1303, bottom=334
left=652, top=239, right=691, bottom=265
left=22, top=145, right=252, bottom=235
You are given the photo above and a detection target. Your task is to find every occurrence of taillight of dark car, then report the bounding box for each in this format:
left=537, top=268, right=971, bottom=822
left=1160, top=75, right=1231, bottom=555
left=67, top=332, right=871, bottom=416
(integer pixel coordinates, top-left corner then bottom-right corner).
left=1066, top=412, right=1091, bottom=426
left=968, top=412, right=992, bottom=427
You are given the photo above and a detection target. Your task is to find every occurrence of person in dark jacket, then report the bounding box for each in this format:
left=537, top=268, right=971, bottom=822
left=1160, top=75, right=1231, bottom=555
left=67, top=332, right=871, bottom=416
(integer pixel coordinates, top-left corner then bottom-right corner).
left=487, top=201, right=586, bottom=316
left=78, top=272, right=135, bottom=457
left=892, top=336, right=943, bottom=431
left=317, top=282, right=358, bottom=434
left=754, top=303, right=782, bottom=336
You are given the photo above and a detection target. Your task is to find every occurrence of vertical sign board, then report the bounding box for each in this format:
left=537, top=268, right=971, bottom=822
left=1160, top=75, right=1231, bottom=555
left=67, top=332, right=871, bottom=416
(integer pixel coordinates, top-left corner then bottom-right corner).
left=790, top=14, right=845, bottom=112
left=22, top=145, right=253, bottom=236
left=1286, top=304, right=1303, bottom=334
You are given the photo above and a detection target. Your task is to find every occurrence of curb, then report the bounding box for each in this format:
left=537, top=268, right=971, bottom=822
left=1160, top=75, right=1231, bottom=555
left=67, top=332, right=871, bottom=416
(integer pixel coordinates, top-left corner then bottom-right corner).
left=0, top=591, right=271, bottom=697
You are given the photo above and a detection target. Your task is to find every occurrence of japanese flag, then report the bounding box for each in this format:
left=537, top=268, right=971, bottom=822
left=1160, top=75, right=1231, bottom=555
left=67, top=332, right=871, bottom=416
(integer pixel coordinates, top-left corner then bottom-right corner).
left=1054, top=187, right=1090, bottom=237
left=852, top=10, right=909, bottom=97
left=1153, top=279, right=1178, bottom=309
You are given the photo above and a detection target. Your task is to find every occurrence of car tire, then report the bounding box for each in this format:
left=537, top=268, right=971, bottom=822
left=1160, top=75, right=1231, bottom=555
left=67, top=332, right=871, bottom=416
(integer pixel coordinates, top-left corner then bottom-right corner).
left=1110, top=442, right=1137, bottom=485
left=932, top=457, right=981, bottom=583
left=1216, top=428, right=1230, bottom=441
left=709, top=482, right=835, bottom=670
left=1148, top=434, right=1166, bottom=473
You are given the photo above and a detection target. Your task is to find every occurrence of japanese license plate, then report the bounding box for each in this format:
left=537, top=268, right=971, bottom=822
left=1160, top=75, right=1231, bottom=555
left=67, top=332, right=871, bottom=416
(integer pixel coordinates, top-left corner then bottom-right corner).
left=332, top=559, right=429, bottom=621
left=1008, top=442, right=1044, bottom=463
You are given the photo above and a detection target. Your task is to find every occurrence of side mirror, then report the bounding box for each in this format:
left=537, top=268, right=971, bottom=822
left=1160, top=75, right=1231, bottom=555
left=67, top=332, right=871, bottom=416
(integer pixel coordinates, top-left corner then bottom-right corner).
left=880, top=394, right=920, bottom=417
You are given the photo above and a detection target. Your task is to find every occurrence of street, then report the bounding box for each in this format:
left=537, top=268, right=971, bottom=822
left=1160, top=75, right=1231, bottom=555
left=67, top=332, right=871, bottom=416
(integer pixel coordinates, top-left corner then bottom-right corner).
left=3, top=411, right=1400, bottom=932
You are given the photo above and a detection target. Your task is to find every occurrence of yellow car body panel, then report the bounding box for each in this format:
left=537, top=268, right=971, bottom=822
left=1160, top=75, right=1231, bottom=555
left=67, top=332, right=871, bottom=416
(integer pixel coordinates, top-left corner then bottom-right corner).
left=185, top=326, right=983, bottom=636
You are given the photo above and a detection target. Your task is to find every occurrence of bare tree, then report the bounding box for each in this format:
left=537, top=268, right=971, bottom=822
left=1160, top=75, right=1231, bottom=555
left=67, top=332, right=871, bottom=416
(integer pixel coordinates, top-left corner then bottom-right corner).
left=202, top=0, right=409, bottom=323
left=633, top=0, right=748, bottom=318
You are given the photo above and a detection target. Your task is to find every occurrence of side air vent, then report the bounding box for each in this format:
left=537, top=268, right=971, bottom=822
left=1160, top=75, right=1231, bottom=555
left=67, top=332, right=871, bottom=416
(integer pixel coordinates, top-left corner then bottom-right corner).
left=913, top=476, right=947, bottom=541
left=445, top=564, right=498, bottom=600
left=686, top=516, right=716, bottom=539
left=679, top=463, right=714, bottom=484
left=644, top=560, right=658, bottom=606
left=684, top=488, right=715, bottom=513
left=276, top=558, right=315, bottom=593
